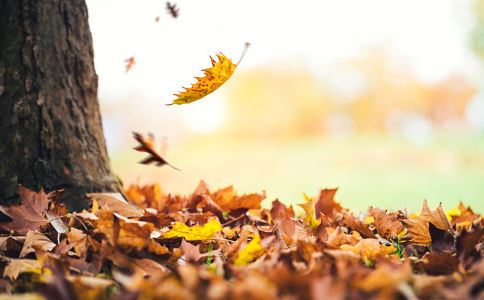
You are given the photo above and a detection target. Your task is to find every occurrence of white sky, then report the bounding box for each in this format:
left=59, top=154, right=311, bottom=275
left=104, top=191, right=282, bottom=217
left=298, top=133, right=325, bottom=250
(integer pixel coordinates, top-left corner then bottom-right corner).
left=87, top=0, right=479, bottom=96
left=86, top=0, right=482, bottom=144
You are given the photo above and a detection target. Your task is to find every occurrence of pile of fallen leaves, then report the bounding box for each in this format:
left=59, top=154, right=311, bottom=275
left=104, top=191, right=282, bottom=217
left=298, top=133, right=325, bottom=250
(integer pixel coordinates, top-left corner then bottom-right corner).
left=0, top=184, right=482, bottom=300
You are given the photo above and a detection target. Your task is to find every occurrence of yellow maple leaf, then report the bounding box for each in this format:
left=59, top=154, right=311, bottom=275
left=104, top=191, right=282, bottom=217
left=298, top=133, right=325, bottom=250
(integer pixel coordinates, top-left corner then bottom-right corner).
left=162, top=218, right=222, bottom=241
left=299, top=192, right=321, bottom=229
left=234, top=234, right=265, bottom=266
left=167, top=43, right=249, bottom=105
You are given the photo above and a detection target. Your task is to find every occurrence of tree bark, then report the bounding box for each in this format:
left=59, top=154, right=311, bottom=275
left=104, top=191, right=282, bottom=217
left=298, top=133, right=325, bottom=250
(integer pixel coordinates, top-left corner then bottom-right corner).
left=0, top=0, right=121, bottom=210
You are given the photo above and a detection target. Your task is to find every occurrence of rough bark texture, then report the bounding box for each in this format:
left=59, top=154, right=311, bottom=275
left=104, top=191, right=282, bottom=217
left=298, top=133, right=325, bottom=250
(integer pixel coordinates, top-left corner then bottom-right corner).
left=0, top=0, right=121, bottom=210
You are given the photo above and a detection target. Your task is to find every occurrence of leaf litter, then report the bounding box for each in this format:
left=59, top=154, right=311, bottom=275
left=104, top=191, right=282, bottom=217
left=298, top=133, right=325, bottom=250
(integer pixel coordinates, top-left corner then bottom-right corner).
left=0, top=184, right=481, bottom=300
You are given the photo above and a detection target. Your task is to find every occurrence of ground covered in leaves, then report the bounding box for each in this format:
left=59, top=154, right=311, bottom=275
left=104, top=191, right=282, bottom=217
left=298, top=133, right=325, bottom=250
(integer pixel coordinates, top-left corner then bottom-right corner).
left=0, top=183, right=482, bottom=300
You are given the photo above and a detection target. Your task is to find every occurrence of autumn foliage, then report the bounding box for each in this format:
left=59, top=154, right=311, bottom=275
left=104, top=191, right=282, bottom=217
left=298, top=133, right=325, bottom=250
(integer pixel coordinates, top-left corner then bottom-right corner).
left=0, top=184, right=482, bottom=299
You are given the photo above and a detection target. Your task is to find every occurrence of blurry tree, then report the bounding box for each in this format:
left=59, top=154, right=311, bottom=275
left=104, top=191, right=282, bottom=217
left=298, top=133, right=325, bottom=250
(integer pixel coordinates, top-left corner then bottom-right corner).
left=0, top=1, right=121, bottom=210
left=471, top=0, right=484, bottom=59
left=226, top=68, right=333, bottom=137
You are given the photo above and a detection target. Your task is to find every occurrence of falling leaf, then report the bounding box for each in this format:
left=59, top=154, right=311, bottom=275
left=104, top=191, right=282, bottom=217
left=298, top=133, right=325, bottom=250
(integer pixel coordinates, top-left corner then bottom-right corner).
left=234, top=235, right=265, bottom=266
left=133, top=132, right=179, bottom=170
left=166, top=2, right=180, bottom=18
left=3, top=258, right=42, bottom=280
left=124, top=56, right=136, bottom=72
left=19, top=231, right=56, bottom=258
left=299, top=193, right=321, bottom=229
left=163, top=218, right=222, bottom=241
left=0, top=186, right=49, bottom=234
left=167, top=43, right=250, bottom=105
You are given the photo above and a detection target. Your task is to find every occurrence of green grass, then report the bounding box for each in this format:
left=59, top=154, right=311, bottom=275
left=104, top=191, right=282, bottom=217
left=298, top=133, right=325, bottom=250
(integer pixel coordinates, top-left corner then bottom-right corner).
left=111, top=133, right=484, bottom=213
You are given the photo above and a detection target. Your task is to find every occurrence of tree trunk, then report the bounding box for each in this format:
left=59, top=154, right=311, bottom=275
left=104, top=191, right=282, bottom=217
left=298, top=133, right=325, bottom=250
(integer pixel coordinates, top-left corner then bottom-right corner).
left=0, top=0, right=121, bottom=210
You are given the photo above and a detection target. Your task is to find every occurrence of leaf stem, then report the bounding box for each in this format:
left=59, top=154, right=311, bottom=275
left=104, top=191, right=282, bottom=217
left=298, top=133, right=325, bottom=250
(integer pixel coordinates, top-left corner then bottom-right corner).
left=236, top=42, right=251, bottom=65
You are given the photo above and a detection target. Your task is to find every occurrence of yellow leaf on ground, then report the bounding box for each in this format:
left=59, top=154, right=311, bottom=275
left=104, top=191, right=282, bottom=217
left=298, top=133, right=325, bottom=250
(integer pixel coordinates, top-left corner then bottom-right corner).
left=234, top=235, right=265, bottom=266
left=299, top=193, right=321, bottom=229
left=167, top=44, right=249, bottom=105
left=162, top=218, right=222, bottom=241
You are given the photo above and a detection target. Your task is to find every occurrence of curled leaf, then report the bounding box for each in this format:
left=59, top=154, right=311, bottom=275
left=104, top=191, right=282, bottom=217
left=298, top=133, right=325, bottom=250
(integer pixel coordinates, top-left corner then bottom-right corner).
left=166, top=2, right=180, bottom=18
left=133, top=132, right=179, bottom=170
left=167, top=43, right=249, bottom=105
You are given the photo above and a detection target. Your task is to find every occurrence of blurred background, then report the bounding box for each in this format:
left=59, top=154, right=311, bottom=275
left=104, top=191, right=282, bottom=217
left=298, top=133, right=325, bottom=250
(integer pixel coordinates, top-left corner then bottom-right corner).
left=86, top=0, right=484, bottom=213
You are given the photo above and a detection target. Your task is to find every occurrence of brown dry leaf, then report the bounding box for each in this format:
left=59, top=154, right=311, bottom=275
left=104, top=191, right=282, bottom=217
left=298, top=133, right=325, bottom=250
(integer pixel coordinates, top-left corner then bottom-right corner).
left=421, top=200, right=452, bottom=232
left=133, top=132, right=179, bottom=170
left=211, top=186, right=265, bottom=212
left=67, top=275, right=114, bottom=300
left=340, top=238, right=396, bottom=261
left=355, top=262, right=411, bottom=292
left=311, top=276, right=345, bottom=300
left=147, top=240, right=170, bottom=255
left=124, top=56, right=136, bottom=72
left=3, top=258, right=42, bottom=280
left=88, top=193, right=143, bottom=218
left=95, top=211, right=155, bottom=250
left=0, top=186, right=49, bottom=234
left=448, top=202, right=480, bottom=225
left=368, top=207, right=405, bottom=239
left=126, top=183, right=166, bottom=211
left=0, top=293, right=44, bottom=300
left=326, top=227, right=361, bottom=248
left=166, top=2, right=180, bottom=18
left=342, top=210, right=376, bottom=239
left=67, top=228, right=88, bottom=257
left=420, top=252, right=459, bottom=275
left=315, top=188, right=342, bottom=218
left=132, top=258, right=171, bottom=277
left=0, top=236, right=25, bottom=252
left=270, top=200, right=297, bottom=244
left=19, top=231, right=55, bottom=258
left=403, top=217, right=431, bottom=246
left=180, top=240, right=220, bottom=262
